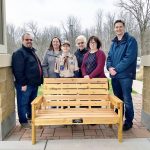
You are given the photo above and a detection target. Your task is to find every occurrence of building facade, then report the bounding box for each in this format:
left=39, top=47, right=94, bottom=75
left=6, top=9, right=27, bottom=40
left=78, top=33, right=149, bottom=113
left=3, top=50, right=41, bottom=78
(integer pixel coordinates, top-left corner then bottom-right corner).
left=0, top=0, right=16, bottom=140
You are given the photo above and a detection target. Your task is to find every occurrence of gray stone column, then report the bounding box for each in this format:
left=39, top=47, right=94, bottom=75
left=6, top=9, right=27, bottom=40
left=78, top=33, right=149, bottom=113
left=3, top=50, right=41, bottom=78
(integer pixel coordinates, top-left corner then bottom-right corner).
left=0, top=0, right=16, bottom=140
left=141, top=55, right=150, bottom=130
left=0, top=55, right=16, bottom=140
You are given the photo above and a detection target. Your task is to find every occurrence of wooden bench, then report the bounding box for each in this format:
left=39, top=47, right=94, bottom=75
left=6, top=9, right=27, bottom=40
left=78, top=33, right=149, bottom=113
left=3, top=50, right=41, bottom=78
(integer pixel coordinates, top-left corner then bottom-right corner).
left=31, top=78, right=123, bottom=144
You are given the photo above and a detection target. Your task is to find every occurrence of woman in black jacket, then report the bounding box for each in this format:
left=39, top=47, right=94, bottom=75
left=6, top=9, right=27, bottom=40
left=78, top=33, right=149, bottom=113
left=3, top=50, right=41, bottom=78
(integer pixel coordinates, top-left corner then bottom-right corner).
left=74, top=35, right=87, bottom=78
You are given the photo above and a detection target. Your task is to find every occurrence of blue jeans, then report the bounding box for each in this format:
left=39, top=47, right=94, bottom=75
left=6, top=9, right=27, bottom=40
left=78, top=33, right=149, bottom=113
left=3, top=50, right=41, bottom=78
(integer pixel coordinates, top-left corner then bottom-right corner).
left=111, top=78, right=134, bottom=126
left=15, top=84, right=38, bottom=123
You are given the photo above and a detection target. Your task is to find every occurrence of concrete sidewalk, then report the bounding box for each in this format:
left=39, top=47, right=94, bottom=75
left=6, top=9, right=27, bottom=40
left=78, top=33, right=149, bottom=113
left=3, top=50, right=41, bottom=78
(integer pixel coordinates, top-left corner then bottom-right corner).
left=0, top=138, right=150, bottom=150
left=133, top=80, right=143, bottom=94
left=105, top=72, right=143, bottom=94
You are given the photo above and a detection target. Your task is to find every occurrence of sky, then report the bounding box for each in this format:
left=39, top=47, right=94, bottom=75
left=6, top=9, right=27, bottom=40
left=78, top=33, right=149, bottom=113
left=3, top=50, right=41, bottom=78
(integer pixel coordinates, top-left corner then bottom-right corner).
left=5, top=0, right=119, bottom=29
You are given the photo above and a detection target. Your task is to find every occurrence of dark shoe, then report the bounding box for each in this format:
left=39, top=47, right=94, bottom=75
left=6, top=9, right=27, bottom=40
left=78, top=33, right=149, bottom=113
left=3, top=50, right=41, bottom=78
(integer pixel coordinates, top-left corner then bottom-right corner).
left=21, top=123, right=31, bottom=129
left=115, top=108, right=118, bottom=114
left=123, top=124, right=132, bottom=131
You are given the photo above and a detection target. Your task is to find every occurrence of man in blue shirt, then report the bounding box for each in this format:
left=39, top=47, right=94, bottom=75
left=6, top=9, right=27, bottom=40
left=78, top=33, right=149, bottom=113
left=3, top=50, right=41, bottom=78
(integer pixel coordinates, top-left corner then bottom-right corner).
left=107, top=20, right=138, bottom=131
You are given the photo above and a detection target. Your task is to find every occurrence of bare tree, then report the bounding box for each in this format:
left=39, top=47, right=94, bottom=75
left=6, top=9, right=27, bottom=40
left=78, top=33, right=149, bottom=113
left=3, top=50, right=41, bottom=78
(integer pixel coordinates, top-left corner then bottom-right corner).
left=38, top=26, right=61, bottom=60
left=118, top=11, right=137, bottom=33
left=103, top=13, right=116, bottom=54
left=95, top=9, right=103, bottom=39
left=117, top=11, right=141, bottom=55
left=62, top=16, right=81, bottom=52
left=24, top=21, right=40, bottom=47
left=6, top=24, right=25, bottom=54
left=82, top=27, right=96, bottom=41
left=7, top=24, right=17, bottom=54
left=117, top=0, right=150, bottom=55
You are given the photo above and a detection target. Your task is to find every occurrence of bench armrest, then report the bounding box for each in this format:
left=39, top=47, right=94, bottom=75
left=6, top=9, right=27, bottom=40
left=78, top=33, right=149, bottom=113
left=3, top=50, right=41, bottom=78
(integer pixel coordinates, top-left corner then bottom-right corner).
left=32, top=96, right=43, bottom=120
left=109, top=95, right=123, bottom=108
left=109, top=95, right=123, bottom=119
left=31, top=96, right=43, bottom=105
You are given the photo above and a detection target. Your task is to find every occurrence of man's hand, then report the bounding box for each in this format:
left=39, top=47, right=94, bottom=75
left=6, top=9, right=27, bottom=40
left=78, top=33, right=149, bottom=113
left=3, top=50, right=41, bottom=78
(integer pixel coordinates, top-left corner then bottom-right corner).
left=21, top=85, right=27, bottom=92
left=109, top=67, right=117, bottom=76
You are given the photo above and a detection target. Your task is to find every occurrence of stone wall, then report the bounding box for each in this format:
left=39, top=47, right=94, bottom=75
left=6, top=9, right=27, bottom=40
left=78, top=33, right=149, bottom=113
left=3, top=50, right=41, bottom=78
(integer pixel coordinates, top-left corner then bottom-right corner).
left=0, top=67, right=15, bottom=122
left=141, top=55, right=150, bottom=130
left=142, top=67, right=150, bottom=114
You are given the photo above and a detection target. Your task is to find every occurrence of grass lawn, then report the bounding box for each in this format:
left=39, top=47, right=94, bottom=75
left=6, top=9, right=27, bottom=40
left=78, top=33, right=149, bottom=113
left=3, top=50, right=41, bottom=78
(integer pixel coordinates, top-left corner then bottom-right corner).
left=38, top=85, right=43, bottom=96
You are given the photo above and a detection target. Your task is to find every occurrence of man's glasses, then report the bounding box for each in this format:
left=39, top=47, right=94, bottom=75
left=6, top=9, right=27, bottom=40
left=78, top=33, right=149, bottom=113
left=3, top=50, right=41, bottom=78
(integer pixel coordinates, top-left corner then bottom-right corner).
left=25, top=39, right=33, bottom=41
left=78, top=42, right=84, bottom=45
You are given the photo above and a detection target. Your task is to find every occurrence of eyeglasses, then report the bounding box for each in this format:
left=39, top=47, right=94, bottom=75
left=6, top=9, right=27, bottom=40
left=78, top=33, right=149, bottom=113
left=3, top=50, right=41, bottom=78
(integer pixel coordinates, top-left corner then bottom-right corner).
left=90, top=41, right=96, bottom=44
left=77, top=42, right=84, bottom=45
left=25, top=39, right=33, bottom=41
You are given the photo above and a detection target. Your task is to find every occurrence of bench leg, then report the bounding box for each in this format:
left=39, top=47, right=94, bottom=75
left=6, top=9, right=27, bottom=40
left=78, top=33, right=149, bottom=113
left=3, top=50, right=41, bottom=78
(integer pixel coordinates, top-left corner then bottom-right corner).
left=32, top=123, right=36, bottom=144
left=118, top=122, right=123, bottom=143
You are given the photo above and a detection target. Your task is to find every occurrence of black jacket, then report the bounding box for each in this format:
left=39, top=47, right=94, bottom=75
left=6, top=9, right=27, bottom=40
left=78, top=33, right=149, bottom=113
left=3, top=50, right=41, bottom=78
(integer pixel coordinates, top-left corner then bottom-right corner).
left=74, top=48, right=87, bottom=77
left=12, top=45, right=43, bottom=86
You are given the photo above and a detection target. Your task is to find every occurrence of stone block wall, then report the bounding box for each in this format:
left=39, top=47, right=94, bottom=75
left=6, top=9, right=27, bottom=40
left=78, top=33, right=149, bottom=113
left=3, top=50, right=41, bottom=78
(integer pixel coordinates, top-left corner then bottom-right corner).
left=0, top=67, right=15, bottom=122
left=142, top=67, right=150, bottom=114
left=141, top=55, right=150, bottom=130
left=0, top=66, right=16, bottom=140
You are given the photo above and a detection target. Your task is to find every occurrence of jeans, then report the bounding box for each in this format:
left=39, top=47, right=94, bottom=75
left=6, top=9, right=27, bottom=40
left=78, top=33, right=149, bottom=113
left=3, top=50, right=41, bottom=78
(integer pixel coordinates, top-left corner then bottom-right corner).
left=111, top=78, right=134, bottom=126
left=15, top=83, right=38, bottom=123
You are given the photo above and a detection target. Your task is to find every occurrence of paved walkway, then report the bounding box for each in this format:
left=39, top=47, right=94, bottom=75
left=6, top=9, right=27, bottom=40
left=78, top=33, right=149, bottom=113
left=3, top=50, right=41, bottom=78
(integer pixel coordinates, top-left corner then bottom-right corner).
left=1, top=138, right=150, bottom=150
left=133, top=80, right=143, bottom=94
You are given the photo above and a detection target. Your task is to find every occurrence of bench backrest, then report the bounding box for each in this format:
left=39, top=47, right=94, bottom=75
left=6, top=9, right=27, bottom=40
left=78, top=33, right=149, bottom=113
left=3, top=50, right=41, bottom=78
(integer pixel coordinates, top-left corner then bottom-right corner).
left=42, top=78, right=109, bottom=108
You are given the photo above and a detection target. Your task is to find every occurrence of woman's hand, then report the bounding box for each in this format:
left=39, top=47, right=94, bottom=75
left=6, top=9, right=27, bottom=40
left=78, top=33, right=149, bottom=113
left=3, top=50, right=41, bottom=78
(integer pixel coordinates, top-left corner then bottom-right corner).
left=84, top=75, right=90, bottom=78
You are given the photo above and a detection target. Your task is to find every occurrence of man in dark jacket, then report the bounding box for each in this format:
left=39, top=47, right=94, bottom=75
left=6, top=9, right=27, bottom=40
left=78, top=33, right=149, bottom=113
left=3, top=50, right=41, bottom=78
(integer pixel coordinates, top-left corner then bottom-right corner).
left=107, top=20, right=138, bottom=131
left=12, top=33, right=43, bottom=128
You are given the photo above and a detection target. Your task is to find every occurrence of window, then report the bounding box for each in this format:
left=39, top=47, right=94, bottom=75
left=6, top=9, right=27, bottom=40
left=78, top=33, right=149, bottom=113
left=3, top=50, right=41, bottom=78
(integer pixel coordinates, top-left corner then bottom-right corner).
left=0, top=0, right=3, bottom=45
left=0, top=0, right=6, bottom=53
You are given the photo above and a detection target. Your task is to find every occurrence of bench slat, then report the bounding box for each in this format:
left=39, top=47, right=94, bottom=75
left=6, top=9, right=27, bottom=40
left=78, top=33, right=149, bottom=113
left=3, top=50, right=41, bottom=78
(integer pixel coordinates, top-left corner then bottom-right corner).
left=44, top=78, right=108, bottom=84
left=43, top=95, right=109, bottom=101
left=36, top=109, right=118, bottom=119
left=41, top=101, right=110, bottom=107
left=43, top=89, right=108, bottom=95
left=36, top=114, right=117, bottom=118
left=37, top=108, right=114, bottom=113
left=34, top=117, right=119, bottom=125
left=44, top=83, right=108, bottom=89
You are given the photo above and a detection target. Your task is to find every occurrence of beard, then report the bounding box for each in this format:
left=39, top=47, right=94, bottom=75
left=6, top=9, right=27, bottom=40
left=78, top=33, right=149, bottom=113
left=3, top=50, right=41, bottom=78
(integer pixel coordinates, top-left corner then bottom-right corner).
left=26, top=43, right=32, bottom=48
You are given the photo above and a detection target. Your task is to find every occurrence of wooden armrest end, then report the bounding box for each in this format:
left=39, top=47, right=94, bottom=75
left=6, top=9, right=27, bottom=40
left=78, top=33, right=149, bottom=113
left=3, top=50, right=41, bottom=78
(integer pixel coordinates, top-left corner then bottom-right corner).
left=31, top=96, right=43, bottom=105
left=109, top=95, right=123, bottom=108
